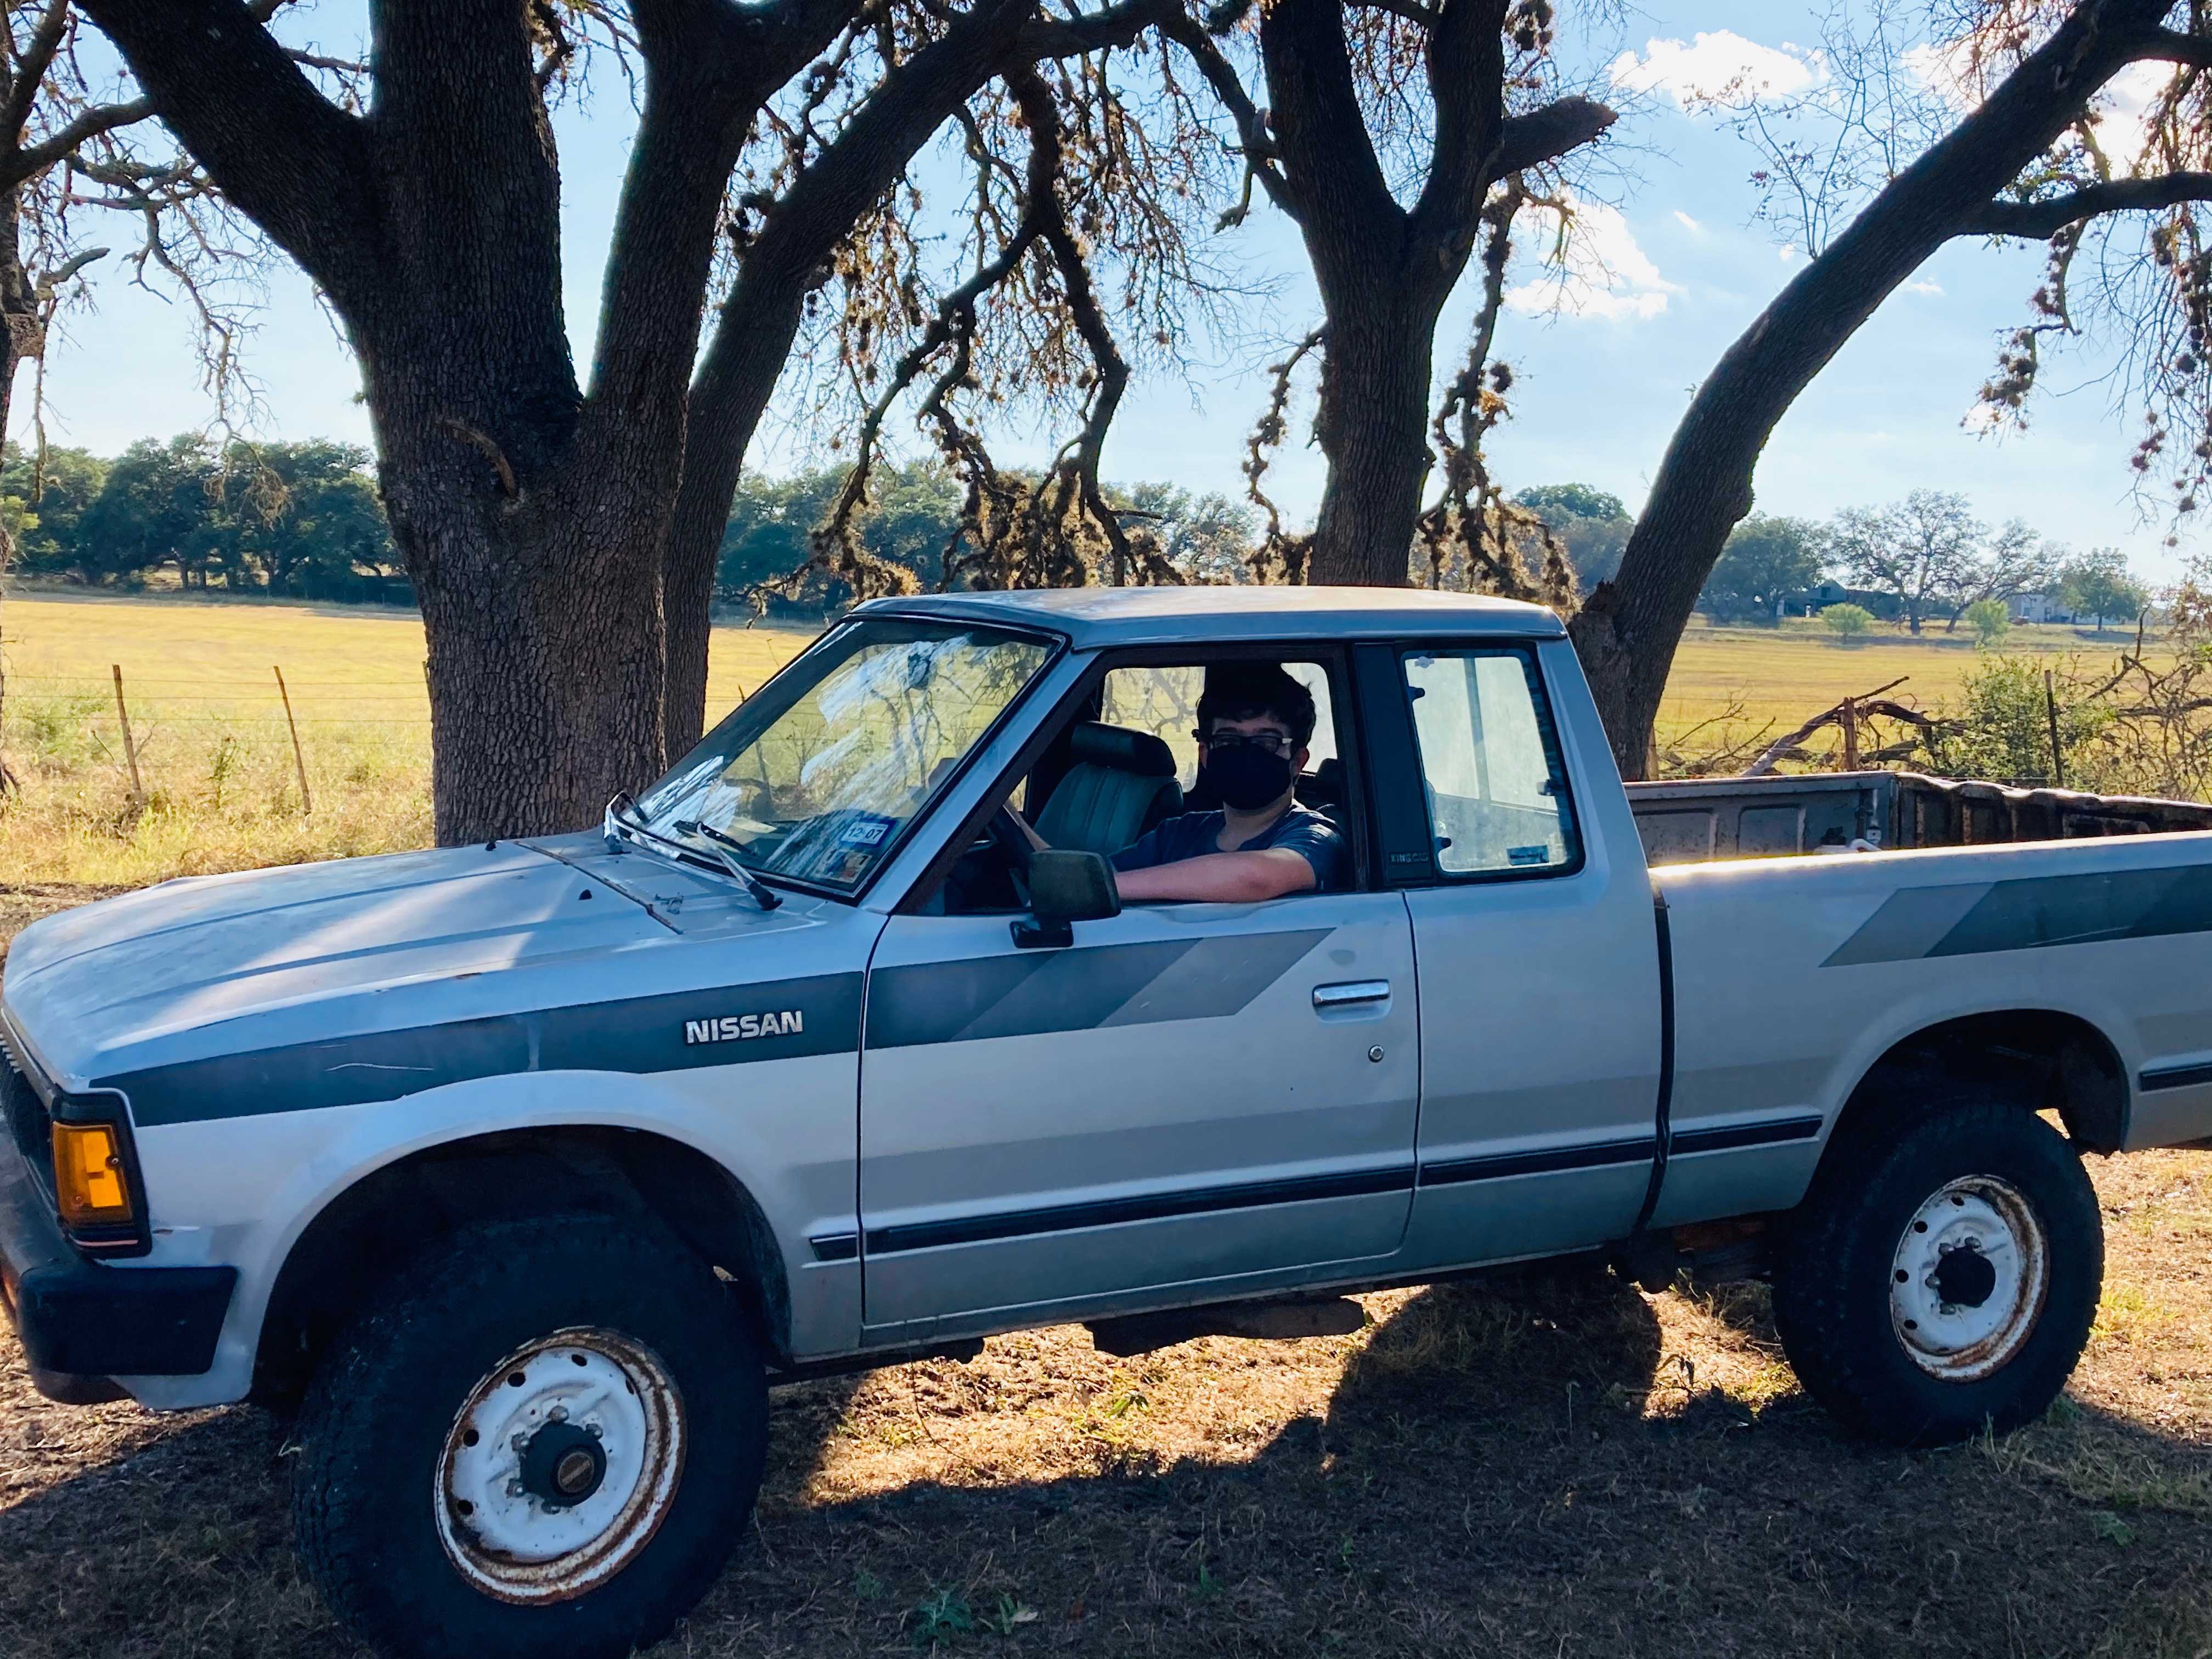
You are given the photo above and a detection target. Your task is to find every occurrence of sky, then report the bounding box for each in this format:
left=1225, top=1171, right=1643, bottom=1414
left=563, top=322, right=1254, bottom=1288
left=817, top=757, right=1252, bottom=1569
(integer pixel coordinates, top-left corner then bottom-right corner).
left=35, top=1, right=2200, bottom=579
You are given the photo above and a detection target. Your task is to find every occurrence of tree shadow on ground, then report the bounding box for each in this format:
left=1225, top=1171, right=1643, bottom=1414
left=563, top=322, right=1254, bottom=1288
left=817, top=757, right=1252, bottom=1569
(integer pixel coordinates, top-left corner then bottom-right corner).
left=4, top=1265, right=2210, bottom=1659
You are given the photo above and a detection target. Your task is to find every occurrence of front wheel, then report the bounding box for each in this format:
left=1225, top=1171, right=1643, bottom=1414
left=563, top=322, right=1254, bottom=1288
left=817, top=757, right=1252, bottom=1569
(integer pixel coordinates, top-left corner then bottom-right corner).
left=1772, top=1100, right=2102, bottom=1447
left=292, top=1214, right=768, bottom=1659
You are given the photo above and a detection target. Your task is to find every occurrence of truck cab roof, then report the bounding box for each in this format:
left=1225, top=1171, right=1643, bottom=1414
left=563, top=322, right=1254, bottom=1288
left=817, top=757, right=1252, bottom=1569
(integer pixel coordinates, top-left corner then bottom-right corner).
left=855, top=584, right=1567, bottom=648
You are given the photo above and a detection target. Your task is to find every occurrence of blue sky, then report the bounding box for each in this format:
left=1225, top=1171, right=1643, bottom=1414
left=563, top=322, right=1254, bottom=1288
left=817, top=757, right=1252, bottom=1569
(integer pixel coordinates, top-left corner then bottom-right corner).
left=38, top=1, right=2192, bottom=578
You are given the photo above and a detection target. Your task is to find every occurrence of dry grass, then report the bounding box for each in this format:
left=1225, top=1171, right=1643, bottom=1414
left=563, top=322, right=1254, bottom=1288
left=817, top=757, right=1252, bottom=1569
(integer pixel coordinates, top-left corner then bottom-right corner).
left=2, top=592, right=2168, bottom=885
left=0, top=590, right=809, bottom=884
left=1655, top=617, right=2165, bottom=760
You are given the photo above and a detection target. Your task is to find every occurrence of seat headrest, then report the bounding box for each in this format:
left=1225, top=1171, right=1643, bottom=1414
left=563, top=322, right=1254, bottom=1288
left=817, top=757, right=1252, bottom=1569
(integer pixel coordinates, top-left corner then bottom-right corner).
left=1069, top=721, right=1177, bottom=777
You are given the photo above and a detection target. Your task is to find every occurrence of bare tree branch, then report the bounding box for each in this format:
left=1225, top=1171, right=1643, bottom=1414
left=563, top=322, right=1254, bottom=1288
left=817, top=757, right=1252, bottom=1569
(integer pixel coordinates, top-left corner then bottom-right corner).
left=2129, top=26, right=2212, bottom=71
left=1493, top=94, right=1617, bottom=178
left=0, top=97, right=152, bottom=190
left=1959, top=171, right=2212, bottom=237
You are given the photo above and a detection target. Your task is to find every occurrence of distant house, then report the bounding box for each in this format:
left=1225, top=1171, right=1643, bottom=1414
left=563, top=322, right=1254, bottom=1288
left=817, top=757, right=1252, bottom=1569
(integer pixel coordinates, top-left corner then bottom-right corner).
left=1802, top=580, right=1900, bottom=620
left=2008, top=591, right=2075, bottom=624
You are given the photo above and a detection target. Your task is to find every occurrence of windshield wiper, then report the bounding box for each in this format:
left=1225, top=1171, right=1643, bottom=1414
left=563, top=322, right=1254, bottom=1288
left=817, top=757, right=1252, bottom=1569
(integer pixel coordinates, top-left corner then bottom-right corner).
left=673, top=818, right=785, bottom=912
left=602, top=793, right=782, bottom=912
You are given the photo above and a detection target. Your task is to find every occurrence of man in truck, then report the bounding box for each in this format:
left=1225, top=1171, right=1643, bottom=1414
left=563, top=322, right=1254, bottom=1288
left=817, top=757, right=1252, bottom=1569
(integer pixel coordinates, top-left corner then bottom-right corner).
left=1016, top=662, right=1346, bottom=899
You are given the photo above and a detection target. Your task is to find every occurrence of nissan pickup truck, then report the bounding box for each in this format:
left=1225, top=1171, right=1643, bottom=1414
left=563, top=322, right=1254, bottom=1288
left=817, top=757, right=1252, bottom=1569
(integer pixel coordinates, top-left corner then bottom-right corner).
left=5, top=586, right=2211, bottom=1659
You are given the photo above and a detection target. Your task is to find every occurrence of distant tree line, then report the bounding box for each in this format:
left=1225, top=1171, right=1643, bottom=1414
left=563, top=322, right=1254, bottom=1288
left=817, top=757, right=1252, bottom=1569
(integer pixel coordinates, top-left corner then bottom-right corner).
left=2, top=438, right=1262, bottom=614
left=12, top=440, right=2158, bottom=642
left=3, top=438, right=406, bottom=602
left=1511, top=484, right=2153, bottom=636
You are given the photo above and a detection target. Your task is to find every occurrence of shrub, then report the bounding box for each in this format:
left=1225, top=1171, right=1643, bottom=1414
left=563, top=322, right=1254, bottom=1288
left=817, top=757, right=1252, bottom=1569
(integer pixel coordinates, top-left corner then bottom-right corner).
left=1821, top=602, right=1874, bottom=639
left=1922, top=654, right=2115, bottom=788
left=1964, top=598, right=2012, bottom=646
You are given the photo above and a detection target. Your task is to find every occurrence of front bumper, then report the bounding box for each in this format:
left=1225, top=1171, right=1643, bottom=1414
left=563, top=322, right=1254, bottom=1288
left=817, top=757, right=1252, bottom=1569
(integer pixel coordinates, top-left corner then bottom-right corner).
left=0, top=1140, right=236, bottom=1403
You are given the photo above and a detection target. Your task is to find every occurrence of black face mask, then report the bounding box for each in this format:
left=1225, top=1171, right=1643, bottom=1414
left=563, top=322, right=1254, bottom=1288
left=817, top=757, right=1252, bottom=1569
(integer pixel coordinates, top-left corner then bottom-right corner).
left=1206, top=742, right=1294, bottom=811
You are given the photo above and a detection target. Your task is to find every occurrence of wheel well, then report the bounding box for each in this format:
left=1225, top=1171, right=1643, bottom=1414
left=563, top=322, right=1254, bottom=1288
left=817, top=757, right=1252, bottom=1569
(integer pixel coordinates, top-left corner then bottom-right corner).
left=251, top=1127, right=791, bottom=1407
left=1829, top=1009, right=2128, bottom=1161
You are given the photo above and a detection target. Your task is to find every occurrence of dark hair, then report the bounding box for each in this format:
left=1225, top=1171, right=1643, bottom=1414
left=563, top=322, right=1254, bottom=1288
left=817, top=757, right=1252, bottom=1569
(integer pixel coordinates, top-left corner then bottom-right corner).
left=1198, top=663, right=1317, bottom=748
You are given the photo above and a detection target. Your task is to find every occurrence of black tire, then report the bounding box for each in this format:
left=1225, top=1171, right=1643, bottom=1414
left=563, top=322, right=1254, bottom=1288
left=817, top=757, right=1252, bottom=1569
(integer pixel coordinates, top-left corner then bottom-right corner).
left=1773, top=1100, right=2101, bottom=1447
left=292, top=1212, right=768, bottom=1659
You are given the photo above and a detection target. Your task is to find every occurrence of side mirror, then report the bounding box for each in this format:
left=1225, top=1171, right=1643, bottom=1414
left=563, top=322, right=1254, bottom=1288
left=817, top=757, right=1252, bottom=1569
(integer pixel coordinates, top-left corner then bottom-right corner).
left=1013, top=849, right=1121, bottom=949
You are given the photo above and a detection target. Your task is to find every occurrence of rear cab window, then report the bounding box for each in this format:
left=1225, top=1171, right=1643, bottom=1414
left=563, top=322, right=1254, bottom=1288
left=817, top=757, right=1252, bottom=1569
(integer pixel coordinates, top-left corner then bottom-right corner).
left=1401, top=648, right=1580, bottom=878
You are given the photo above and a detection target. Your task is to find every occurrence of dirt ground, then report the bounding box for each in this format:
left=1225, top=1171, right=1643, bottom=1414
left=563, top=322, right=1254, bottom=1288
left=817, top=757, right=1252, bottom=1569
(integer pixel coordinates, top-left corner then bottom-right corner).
left=4, top=885, right=2212, bottom=1659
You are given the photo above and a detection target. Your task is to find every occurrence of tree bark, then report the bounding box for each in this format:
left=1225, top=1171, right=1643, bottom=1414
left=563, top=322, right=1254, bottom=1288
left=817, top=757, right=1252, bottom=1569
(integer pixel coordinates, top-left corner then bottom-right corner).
left=1570, top=0, right=2173, bottom=777
left=0, top=187, right=27, bottom=791
left=1306, top=293, right=1440, bottom=585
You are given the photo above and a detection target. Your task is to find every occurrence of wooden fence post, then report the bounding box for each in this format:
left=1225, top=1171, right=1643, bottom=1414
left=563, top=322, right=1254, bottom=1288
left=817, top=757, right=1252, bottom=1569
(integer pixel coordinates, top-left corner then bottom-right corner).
left=274, top=665, right=313, bottom=814
left=2044, top=669, right=2066, bottom=791
left=110, top=663, right=145, bottom=804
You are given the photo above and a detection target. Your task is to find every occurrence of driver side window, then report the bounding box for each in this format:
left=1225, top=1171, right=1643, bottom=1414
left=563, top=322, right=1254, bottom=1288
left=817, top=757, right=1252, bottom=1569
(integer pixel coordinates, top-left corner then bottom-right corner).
left=930, top=653, right=1357, bottom=916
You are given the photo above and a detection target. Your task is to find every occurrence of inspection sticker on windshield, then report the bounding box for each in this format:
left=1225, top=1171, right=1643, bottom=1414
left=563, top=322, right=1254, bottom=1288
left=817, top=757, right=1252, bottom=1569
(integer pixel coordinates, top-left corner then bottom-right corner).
left=1508, top=845, right=1550, bottom=866
left=838, top=813, right=898, bottom=848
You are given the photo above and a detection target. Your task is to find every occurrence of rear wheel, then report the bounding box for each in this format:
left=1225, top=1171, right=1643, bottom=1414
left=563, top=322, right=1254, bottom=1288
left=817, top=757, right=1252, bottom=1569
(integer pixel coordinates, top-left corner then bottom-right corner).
left=1772, top=1100, right=2101, bottom=1446
left=292, top=1213, right=767, bottom=1659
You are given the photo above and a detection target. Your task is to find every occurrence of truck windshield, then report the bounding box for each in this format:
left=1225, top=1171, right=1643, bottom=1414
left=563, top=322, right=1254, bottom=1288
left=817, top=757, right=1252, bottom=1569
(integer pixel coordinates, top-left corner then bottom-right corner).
left=634, top=617, right=1053, bottom=892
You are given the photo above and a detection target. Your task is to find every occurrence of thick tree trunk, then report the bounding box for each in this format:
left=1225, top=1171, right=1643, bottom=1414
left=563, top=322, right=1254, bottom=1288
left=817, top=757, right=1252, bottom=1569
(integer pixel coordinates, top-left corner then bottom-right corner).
left=1305, top=295, right=1440, bottom=586
left=662, top=277, right=804, bottom=759
left=1569, top=0, right=2169, bottom=777
left=0, top=189, right=32, bottom=792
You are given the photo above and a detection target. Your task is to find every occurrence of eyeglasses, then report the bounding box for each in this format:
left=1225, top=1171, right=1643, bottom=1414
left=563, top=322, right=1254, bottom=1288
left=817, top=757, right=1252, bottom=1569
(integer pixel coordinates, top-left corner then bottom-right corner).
left=1198, top=730, right=1295, bottom=757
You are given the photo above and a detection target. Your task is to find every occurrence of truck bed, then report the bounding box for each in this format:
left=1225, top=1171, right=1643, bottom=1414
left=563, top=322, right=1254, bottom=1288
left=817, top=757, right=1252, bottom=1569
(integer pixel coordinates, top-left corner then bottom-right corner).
left=1628, top=770, right=2212, bottom=865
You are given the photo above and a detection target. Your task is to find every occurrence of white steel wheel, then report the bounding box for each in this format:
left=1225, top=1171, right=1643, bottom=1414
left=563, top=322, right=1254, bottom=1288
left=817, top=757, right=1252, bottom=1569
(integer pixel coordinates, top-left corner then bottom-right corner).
left=434, top=1327, right=686, bottom=1604
left=1889, top=1175, right=2050, bottom=1383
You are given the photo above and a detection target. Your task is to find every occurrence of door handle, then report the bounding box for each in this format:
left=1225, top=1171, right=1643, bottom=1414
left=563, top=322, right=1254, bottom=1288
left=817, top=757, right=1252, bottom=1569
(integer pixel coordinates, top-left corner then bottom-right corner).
left=1312, top=980, right=1391, bottom=1009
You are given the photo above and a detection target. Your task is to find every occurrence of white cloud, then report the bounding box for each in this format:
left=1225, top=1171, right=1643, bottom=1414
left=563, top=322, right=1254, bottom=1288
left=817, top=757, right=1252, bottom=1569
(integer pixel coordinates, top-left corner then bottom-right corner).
left=1610, top=31, right=1820, bottom=110
left=1505, top=197, right=1682, bottom=322
left=1779, top=245, right=1799, bottom=264
left=1906, top=279, right=1944, bottom=296
left=1673, top=209, right=1703, bottom=233
left=2089, top=60, right=2170, bottom=173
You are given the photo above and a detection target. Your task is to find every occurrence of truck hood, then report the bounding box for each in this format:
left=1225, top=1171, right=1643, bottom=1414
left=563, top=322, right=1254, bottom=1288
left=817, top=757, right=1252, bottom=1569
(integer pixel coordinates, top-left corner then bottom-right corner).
left=0, top=834, right=826, bottom=1094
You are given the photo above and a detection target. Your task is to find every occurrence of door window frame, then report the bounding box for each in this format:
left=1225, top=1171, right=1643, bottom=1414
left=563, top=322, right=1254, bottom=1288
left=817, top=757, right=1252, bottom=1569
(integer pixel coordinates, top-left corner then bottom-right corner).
left=896, top=639, right=1375, bottom=914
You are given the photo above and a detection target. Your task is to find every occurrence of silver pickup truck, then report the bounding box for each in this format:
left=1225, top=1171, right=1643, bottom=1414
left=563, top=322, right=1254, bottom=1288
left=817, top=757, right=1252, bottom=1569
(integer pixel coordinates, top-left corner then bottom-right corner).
left=6, top=587, right=2211, bottom=1659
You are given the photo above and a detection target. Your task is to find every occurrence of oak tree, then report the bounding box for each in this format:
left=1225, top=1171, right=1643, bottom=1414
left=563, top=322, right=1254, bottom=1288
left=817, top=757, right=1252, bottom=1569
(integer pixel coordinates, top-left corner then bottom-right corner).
left=83, top=0, right=1171, bottom=837
left=1570, top=0, right=2212, bottom=775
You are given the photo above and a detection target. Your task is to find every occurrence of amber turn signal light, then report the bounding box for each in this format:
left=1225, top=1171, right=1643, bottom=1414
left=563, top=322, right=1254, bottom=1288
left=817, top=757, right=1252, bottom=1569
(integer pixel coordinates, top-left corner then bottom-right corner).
left=52, top=1121, right=133, bottom=1229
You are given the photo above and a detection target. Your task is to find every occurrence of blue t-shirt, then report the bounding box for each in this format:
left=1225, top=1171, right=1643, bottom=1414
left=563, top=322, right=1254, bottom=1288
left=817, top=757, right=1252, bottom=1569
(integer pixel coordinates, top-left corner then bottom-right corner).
left=1111, top=804, right=1346, bottom=891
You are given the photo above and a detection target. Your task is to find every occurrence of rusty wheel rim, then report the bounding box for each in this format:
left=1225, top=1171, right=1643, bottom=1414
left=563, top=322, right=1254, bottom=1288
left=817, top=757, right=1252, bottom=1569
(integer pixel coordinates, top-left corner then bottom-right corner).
left=1889, top=1176, right=2050, bottom=1384
left=433, top=1327, right=685, bottom=1604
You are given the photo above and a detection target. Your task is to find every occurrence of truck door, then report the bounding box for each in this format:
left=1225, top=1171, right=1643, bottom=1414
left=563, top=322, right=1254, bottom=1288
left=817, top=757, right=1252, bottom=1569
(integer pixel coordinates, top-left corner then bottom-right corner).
left=855, top=654, right=1419, bottom=1338
left=1354, top=639, right=1664, bottom=1269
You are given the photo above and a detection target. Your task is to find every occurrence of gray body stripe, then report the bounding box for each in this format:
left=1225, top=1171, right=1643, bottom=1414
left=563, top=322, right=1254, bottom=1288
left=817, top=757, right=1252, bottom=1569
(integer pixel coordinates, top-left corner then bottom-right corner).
left=103, top=973, right=866, bottom=1127
left=864, top=930, right=1333, bottom=1049
left=1824, top=865, right=2212, bottom=967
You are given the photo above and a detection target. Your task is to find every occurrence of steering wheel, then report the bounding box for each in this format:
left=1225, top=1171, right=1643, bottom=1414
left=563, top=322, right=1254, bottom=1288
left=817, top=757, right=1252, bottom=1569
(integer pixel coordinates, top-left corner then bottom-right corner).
left=985, top=805, right=1035, bottom=909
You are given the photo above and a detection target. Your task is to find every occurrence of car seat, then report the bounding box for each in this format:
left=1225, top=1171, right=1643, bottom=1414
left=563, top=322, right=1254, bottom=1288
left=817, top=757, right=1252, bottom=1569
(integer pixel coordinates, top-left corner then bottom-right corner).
left=1032, top=722, right=1184, bottom=857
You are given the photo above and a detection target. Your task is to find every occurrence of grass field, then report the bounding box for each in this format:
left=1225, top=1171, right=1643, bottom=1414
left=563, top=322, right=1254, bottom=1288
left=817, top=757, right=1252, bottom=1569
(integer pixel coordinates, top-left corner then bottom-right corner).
left=0, top=590, right=813, bottom=883
left=0, top=590, right=2160, bottom=884
left=1658, top=616, right=2151, bottom=736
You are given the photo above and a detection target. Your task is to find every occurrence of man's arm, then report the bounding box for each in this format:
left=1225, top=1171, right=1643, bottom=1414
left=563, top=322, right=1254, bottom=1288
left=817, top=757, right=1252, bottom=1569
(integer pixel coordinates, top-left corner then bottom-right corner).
left=1114, top=848, right=1317, bottom=903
